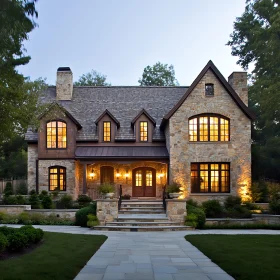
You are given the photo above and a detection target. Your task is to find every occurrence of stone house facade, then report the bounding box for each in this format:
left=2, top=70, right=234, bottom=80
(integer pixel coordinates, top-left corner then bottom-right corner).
left=26, top=61, right=254, bottom=202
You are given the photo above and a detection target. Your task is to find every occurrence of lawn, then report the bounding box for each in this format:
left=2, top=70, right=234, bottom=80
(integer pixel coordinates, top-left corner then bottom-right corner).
left=185, top=234, right=280, bottom=280
left=0, top=232, right=107, bottom=280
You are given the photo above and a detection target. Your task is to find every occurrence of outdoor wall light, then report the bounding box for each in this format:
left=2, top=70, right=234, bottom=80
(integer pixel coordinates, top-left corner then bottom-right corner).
left=89, top=168, right=95, bottom=179
left=116, top=169, right=120, bottom=179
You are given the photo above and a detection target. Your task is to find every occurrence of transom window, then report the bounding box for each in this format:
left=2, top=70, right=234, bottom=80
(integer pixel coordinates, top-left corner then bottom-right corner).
left=140, top=121, right=148, bottom=142
left=205, top=83, right=214, bottom=96
left=49, top=166, right=66, bottom=191
left=191, top=163, right=230, bottom=193
left=189, top=114, right=229, bottom=142
left=47, top=121, right=67, bottom=148
left=103, top=121, right=111, bottom=142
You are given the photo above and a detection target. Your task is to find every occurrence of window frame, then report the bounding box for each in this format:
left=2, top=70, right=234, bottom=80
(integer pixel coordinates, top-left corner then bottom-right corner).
left=191, top=162, right=230, bottom=193
left=48, top=166, right=66, bottom=191
left=46, top=120, right=67, bottom=149
left=189, top=114, right=230, bottom=142
left=205, top=83, right=214, bottom=96
left=139, top=121, right=148, bottom=142
left=103, top=121, right=111, bottom=142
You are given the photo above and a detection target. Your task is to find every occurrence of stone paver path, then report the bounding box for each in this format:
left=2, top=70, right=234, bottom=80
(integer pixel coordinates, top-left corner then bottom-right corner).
left=7, top=225, right=280, bottom=280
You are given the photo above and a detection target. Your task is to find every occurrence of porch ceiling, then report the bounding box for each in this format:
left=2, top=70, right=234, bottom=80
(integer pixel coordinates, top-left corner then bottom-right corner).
left=75, top=146, right=169, bottom=159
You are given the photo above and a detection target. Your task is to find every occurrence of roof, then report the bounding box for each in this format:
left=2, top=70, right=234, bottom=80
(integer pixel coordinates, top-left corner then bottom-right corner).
left=161, top=60, right=255, bottom=128
left=131, top=108, right=156, bottom=127
left=95, top=109, right=120, bottom=128
left=75, top=146, right=169, bottom=159
left=26, top=86, right=187, bottom=142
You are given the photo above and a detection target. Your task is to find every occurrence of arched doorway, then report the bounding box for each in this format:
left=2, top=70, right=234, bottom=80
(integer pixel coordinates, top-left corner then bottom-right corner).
left=132, top=167, right=156, bottom=197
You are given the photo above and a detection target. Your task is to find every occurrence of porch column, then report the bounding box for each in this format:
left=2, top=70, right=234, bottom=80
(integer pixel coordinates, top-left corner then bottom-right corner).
left=166, top=199, right=187, bottom=224
left=82, top=163, right=87, bottom=194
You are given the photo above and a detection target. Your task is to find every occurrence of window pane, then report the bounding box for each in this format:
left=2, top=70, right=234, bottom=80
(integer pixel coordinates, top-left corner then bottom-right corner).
left=210, top=117, right=219, bottom=141
left=103, top=122, right=111, bottom=142
left=191, top=164, right=200, bottom=193
left=200, top=170, right=208, bottom=192
left=220, top=118, right=229, bottom=141
left=136, top=170, right=142, bottom=186
left=199, top=117, right=208, bottom=141
left=140, top=122, right=148, bottom=141
left=189, top=118, right=197, bottom=141
left=146, top=170, right=152, bottom=186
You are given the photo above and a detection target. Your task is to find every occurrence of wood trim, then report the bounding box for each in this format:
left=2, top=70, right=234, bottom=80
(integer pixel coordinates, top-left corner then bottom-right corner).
left=131, top=109, right=156, bottom=127
left=95, top=109, right=120, bottom=128
left=48, top=166, right=66, bottom=191
left=132, top=167, right=156, bottom=197
left=46, top=120, right=67, bottom=150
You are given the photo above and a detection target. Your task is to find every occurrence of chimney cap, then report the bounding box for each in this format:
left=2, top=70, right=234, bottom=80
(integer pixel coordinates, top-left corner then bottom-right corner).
left=57, top=67, right=71, bottom=72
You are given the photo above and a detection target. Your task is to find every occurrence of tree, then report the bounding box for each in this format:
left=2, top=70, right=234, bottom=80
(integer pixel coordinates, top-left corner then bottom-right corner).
left=227, top=0, right=280, bottom=181
left=138, top=62, right=179, bottom=86
left=74, top=70, right=111, bottom=86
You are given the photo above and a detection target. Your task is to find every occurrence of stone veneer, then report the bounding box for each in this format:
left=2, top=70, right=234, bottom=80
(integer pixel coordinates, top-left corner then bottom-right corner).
left=0, top=205, right=31, bottom=215
left=27, top=144, right=38, bottom=192
left=96, top=199, right=118, bottom=225
left=166, top=199, right=187, bottom=223
left=168, top=69, right=251, bottom=202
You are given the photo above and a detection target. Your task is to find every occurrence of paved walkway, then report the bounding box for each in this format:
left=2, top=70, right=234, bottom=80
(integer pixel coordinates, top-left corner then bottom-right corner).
left=7, top=225, right=280, bottom=280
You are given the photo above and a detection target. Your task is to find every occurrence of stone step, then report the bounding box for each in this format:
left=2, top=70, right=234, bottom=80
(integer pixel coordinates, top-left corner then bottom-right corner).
left=117, top=214, right=168, bottom=222
left=106, top=221, right=182, bottom=226
left=118, top=209, right=165, bottom=214
left=120, top=207, right=164, bottom=211
left=121, top=203, right=163, bottom=208
left=92, top=225, right=193, bottom=232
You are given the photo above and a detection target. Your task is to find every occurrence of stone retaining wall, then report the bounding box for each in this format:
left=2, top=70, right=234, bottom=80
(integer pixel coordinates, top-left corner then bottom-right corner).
left=252, top=214, right=280, bottom=225
left=166, top=199, right=187, bottom=224
left=25, top=209, right=78, bottom=220
left=0, top=205, right=31, bottom=215
left=96, top=199, right=118, bottom=225
left=206, top=218, right=254, bottom=225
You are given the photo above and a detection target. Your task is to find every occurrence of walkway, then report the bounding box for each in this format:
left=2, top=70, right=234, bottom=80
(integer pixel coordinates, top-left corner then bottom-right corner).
left=8, top=225, right=280, bottom=280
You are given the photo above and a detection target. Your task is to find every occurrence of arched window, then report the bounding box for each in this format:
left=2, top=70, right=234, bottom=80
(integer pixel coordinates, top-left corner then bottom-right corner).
left=46, top=120, right=67, bottom=148
left=49, top=166, right=66, bottom=191
left=189, top=114, right=229, bottom=142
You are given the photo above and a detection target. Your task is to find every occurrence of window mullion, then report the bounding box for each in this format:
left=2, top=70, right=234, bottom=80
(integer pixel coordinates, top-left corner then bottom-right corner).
left=218, top=117, right=221, bottom=141
left=208, top=116, right=210, bottom=141
left=198, top=118, right=200, bottom=141
left=56, top=121, right=58, bottom=148
left=208, top=163, right=211, bottom=192
left=219, top=164, right=221, bottom=192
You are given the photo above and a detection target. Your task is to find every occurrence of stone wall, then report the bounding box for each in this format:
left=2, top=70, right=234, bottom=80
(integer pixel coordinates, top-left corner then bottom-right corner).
left=96, top=199, right=118, bottom=225
left=26, top=209, right=78, bottom=220
left=252, top=214, right=280, bottom=225
left=168, top=69, right=251, bottom=201
left=0, top=205, right=31, bottom=215
left=166, top=199, right=187, bottom=223
left=206, top=218, right=254, bottom=226
left=27, top=144, right=38, bottom=192
left=228, top=72, right=248, bottom=106
left=38, top=159, right=78, bottom=198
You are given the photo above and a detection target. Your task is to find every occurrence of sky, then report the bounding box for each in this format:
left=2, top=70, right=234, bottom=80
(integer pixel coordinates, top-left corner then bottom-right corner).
left=18, top=0, right=247, bottom=86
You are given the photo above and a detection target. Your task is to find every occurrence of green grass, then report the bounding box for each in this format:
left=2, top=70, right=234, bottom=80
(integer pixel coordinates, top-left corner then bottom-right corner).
left=0, top=232, right=107, bottom=280
left=185, top=235, right=280, bottom=280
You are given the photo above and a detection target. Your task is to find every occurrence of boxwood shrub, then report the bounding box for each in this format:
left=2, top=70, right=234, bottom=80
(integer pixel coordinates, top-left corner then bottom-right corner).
left=75, top=203, right=97, bottom=227
left=0, top=233, right=8, bottom=252
left=185, top=205, right=206, bottom=229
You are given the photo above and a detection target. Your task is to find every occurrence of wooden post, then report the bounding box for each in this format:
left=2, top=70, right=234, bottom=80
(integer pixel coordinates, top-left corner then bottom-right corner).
left=83, top=163, right=87, bottom=194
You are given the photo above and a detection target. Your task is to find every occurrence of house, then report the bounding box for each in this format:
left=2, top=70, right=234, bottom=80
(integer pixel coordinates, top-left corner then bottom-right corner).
left=26, top=61, right=254, bottom=203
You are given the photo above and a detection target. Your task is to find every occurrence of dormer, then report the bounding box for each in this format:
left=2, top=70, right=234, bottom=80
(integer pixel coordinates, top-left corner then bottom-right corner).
left=95, top=110, right=120, bottom=143
left=131, top=109, right=156, bottom=143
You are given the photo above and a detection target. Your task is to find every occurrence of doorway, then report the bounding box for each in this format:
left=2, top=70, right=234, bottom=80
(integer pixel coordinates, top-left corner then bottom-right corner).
left=132, top=167, right=156, bottom=197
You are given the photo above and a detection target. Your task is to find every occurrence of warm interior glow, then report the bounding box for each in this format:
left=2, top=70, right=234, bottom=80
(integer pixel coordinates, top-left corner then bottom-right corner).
left=140, top=121, right=148, bottom=141
left=103, top=121, right=111, bottom=142
left=47, top=121, right=67, bottom=148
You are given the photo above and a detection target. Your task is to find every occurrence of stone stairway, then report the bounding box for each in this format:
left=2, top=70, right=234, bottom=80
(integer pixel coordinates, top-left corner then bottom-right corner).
left=93, top=200, right=192, bottom=232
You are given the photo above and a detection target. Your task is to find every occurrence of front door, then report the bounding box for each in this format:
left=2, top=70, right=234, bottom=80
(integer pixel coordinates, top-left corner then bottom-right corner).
left=132, top=167, right=156, bottom=197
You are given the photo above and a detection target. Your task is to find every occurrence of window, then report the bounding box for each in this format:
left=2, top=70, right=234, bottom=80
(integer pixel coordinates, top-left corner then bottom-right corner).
left=103, top=121, right=111, bottom=142
left=191, top=163, right=230, bottom=193
left=189, top=114, right=229, bottom=142
left=136, top=170, right=142, bottom=186
left=49, top=166, right=66, bottom=191
left=140, top=121, right=148, bottom=141
left=100, top=166, right=114, bottom=184
left=46, top=121, right=67, bottom=148
left=205, top=83, right=214, bottom=96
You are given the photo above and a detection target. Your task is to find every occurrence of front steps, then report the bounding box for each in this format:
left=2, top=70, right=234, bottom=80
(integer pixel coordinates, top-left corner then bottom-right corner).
left=93, top=200, right=192, bottom=232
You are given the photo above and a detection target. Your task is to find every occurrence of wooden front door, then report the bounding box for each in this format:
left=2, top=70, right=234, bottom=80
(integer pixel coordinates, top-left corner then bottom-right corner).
left=132, top=167, right=156, bottom=197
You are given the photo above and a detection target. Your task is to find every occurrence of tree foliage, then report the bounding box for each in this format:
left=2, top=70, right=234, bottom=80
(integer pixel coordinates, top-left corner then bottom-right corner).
left=138, top=62, right=179, bottom=86
left=74, top=70, right=111, bottom=86
left=228, top=0, right=280, bottom=181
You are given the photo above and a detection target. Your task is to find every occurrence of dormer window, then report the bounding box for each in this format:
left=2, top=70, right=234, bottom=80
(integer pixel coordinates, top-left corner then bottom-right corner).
left=103, top=121, right=111, bottom=142
left=46, top=121, right=67, bottom=149
left=140, top=121, right=148, bottom=142
left=205, top=83, right=214, bottom=96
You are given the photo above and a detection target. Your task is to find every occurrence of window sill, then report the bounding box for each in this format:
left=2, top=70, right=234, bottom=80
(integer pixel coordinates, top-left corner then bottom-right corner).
left=190, top=193, right=231, bottom=196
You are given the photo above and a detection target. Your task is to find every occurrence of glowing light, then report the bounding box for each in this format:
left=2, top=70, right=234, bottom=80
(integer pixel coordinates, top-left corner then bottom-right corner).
left=89, top=168, right=95, bottom=179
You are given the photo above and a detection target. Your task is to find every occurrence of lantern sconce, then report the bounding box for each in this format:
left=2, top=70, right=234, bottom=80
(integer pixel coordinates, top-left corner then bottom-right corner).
left=89, top=168, right=95, bottom=179
left=116, top=169, right=120, bottom=180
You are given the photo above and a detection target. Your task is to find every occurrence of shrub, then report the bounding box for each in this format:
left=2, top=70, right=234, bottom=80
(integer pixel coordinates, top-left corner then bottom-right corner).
left=39, top=190, right=49, bottom=200
left=42, top=195, right=53, bottom=209
left=98, top=183, right=114, bottom=194
left=87, top=214, right=99, bottom=227
left=16, top=195, right=26, bottom=205
left=269, top=200, right=280, bottom=215
left=185, top=205, right=206, bottom=229
left=267, top=182, right=280, bottom=202
left=0, top=226, right=15, bottom=236
left=3, top=195, right=18, bottom=205
left=57, top=194, right=73, bottom=209
left=224, top=205, right=252, bottom=218
left=29, top=193, right=41, bottom=209
left=166, top=182, right=181, bottom=193
left=186, top=199, right=199, bottom=208
left=77, top=194, right=92, bottom=208
left=202, top=200, right=223, bottom=218
left=4, top=182, right=14, bottom=196
left=249, top=182, right=263, bottom=203
left=75, top=203, right=97, bottom=227
left=29, top=189, right=36, bottom=195
left=7, top=231, right=29, bottom=251
left=19, top=225, right=44, bottom=243
left=29, top=213, right=45, bottom=224
left=18, top=212, right=32, bottom=225
left=51, top=190, right=60, bottom=199
left=0, top=212, right=7, bottom=221
left=224, top=196, right=242, bottom=209
left=122, top=194, right=131, bottom=200
left=16, top=183, right=28, bottom=195
left=0, top=233, right=8, bottom=253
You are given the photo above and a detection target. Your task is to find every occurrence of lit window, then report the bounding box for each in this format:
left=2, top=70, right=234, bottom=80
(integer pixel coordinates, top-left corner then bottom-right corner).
left=140, top=121, right=148, bottom=142
left=103, top=122, right=111, bottom=142
left=49, top=166, right=66, bottom=191
left=47, top=121, right=67, bottom=148
left=191, top=163, right=230, bottom=193
left=205, top=83, right=214, bottom=96
left=136, top=170, right=142, bottom=186
left=146, top=170, right=152, bottom=187
left=189, top=115, right=229, bottom=142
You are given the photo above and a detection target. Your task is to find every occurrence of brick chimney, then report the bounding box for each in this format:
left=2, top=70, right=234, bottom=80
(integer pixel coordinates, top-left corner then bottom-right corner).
left=56, top=67, right=73, bottom=100
left=228, top=72, right=248, bottom=106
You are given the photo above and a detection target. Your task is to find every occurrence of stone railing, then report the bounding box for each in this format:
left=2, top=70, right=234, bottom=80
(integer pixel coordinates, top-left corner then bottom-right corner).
left=96, top=199, right=118, bottom=225
left=165, top=199, right=187, bottom=224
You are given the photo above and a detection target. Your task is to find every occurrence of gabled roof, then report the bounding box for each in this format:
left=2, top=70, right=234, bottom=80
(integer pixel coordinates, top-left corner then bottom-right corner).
left=95, top=109, right=120, bottom=128
left=160, top=60, right=255, bottom=128
left=131, top=108, right=156, bottom=127
left=39, top=102, right=82, bottom=129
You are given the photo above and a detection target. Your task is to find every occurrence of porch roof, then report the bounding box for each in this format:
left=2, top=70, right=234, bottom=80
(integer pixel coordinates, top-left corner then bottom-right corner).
left=75, top=146, right=169, bottom=159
